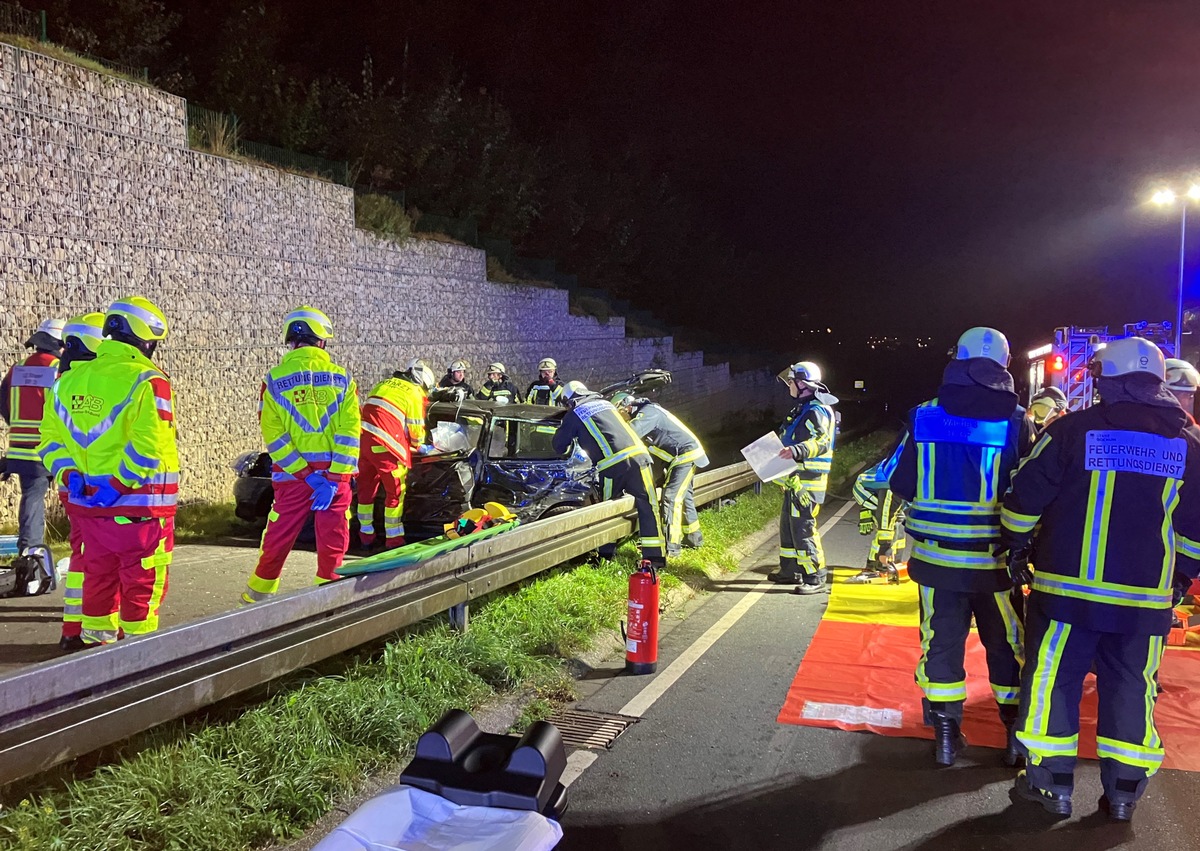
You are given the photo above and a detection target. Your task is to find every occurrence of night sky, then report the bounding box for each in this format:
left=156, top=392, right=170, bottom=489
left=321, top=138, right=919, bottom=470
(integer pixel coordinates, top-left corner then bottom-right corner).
left=163, top=0, right=1200, bottom=354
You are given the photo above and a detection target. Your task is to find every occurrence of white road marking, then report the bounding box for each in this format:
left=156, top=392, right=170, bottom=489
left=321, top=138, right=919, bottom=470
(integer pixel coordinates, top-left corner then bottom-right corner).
left=617, top=498, right=855, bottom=720
left=561, top=750, right=599, bottom=786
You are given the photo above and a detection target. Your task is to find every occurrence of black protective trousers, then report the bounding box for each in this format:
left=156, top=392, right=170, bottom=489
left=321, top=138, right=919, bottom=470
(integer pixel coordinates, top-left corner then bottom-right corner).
left=914, top=582, right=1025, bottom=724
left=1016, top=594, right=1165, bottom=805
left=596, top=458, right=665, bottom=561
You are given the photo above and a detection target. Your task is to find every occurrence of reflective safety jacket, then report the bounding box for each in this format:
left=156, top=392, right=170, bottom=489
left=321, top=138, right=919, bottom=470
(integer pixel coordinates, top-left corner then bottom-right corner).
left=2, top=350, right=59, bottom=473
left=1001, top=401, right=1200, bottom=635
left=526, top=378, right=567, bottom=407
left=260, top=346, right=360, bottom=483
left=476, top=378, right=520, bottom=404
left=361, top=375, right=427, bottom=468
left=37, top=340, right=179, bottom=518
left=778, top=397, right=836, bottom=504
left=889, top=389, right=1028, bottom=592
left=552, top=394, right=650, bottom=472
left=853, top=460, right=907, bottom=559
left=627, top=402, right=709, bottom=469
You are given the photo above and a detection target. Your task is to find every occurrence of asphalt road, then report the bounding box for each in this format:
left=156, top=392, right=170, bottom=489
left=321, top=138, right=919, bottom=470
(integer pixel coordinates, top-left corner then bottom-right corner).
left=559, top=499, right=1200, bottom=850
left=0, top=531, right=319, bottom=674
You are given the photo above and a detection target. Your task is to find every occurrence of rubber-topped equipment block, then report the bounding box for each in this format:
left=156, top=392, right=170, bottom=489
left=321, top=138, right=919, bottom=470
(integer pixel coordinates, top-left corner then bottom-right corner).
left=399, top=709, right=569, bottom=818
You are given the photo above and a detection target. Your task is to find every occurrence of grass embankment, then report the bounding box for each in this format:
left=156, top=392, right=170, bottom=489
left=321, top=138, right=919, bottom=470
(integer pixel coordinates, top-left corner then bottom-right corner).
left=0, top=487, right=782, bottom=851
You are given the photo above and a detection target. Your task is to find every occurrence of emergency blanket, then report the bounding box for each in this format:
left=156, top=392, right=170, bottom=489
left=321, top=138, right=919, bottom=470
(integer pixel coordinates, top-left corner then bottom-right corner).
left=777, top=571, right=1200, bottom=771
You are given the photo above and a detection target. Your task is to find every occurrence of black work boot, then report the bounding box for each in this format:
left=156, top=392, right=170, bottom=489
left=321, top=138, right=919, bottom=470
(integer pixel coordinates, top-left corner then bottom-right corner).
left=999, top=709, right=1023, bottom=767
left=1098, top=795, right=1135, bottom=822
left=1012, top=770, right=1072, bottom=817
left=930, top=711, right=967, bottom=766
left=767, top=571, right=800, bottom=584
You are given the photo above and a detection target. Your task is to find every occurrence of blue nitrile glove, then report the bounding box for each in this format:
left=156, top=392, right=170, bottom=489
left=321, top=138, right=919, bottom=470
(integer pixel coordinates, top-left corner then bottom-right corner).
left=415, top=444, right=434, bottom=455
left=85, top=475, right=121, bottom=508
left=305, top=472, right=338, bottom=512
left=66, top=471, right=86, bottom=501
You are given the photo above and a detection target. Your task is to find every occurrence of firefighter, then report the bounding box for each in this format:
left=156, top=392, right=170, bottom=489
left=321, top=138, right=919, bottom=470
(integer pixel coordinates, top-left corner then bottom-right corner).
left=526, top=357, right=567, bottom=407
left=2, top=318, right=65, bottom=552
left=769, top=361, right=838, bottom=596
left=551, top=381, right=665, bottom=563
left=1002, top=337, right=1200, bottom=821
left=52, top=312, right=105, bottom=652
left=612, top=391, right=708, bottom=556
left=476, top=362, right=521, bottom=404
left=1028, top=386, right=1068, bottom=433
left=357, top=359, right=434, bottom=551
left=848, top=457, right=907, bottom=584
left=887, top=327, right=1032, bottom=766
left=438, top=358, right=474, bottom=398
left=1164, top=357, right=1199, bottom=416
left=37, top=298, right=177, bottom=647
left=242, top=307, right=361, bottom=603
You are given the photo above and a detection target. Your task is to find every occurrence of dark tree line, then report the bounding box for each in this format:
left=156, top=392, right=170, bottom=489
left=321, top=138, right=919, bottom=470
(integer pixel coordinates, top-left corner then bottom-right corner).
left=13, top=0, right=775, bottom=343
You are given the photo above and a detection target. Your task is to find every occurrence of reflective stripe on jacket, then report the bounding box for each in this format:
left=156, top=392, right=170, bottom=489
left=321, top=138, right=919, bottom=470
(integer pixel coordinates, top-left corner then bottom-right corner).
left=628, top=402, right=710, bottom=468
left=552, top=395, right=650, bottom=472
left=260, top=346, right=360, bottom=483
left=360, top=376, right=427, bottom=467
left=526, top=380, right=567, bottom=407
left=777, top=398, right=835, bottom=503
left=2, top=351, right=59, bottom=465
left=1001, top=402, right=1200, bottom=635
left=36, top=339, right=179, bottom=518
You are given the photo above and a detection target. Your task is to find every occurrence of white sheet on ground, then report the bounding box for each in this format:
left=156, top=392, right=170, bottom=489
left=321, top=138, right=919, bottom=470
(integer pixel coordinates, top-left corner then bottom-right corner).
left=313, top=785, right=563, bottom=851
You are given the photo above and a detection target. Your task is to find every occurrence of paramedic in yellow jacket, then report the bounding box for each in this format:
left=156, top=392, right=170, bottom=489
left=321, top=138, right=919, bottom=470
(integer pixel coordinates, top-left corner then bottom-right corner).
left=38, top=297, right=177, bottom=647
left=243, top=307, right=361, bottom=603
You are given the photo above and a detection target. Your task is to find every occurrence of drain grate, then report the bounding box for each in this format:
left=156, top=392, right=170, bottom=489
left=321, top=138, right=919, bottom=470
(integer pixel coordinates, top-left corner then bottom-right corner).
left=547, top=708, right=639, bottom=750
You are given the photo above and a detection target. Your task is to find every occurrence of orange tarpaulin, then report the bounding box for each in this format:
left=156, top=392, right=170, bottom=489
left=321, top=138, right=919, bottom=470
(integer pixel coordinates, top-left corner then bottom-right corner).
left=777, top=575, right=1200, bottom=771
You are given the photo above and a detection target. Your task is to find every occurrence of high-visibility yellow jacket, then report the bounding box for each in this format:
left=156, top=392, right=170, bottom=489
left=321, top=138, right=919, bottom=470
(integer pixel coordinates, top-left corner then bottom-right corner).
left=360, top=375, right=427, bottom=467
left=2, top=350, right=59, bottom=471
left=37, top=340, right=179, bottom=518
left=260, top=346, right=360, bottom=482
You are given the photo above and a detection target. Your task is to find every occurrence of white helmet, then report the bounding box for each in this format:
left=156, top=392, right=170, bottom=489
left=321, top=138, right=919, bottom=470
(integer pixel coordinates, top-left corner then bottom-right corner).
left=563, top=380, right=589, bottom=399
left=487, top=362, right=506, bottom=375
left=448, top=359, right=469, bottom=373
left=1164, top=358, right=1200, bottom=391
left=404, top=358, right=437, bottom=392
left=37, top=318, right=66, bottom=340
left=538, top=357, right=557, bottom=372
left=955, top=327, right=1010, bottom=366
left=1091, top=337, right=1165, bottom=379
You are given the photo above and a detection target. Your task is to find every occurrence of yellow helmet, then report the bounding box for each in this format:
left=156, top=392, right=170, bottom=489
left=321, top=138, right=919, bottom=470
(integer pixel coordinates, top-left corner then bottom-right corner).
left=282, top=306, right=334, bottom=343
left=64, top=312, right=106, bottom=353
left=105, top=296, right=168, bottom=343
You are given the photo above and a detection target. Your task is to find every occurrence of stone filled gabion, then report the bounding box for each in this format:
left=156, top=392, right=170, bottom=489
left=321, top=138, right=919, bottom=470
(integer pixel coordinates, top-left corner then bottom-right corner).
left=0, top=43, right=784, bottom=520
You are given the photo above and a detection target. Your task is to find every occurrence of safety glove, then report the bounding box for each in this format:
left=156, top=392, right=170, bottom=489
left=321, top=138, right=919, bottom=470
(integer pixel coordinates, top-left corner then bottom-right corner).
left=84, top=475, right=121, bottom=509
left=305, top=472, right=338, bottom=512
left=66, top=471, right=86, bottom=501
left=1007, top=547, right=1033, bottom=587
left=858, top=508, right=873, bottom=535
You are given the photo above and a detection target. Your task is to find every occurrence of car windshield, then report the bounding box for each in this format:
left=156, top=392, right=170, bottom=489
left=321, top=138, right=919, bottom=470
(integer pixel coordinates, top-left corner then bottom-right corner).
left=488, top=418, right=569, bottom=460
left=427, top=411, right=486, bottom=453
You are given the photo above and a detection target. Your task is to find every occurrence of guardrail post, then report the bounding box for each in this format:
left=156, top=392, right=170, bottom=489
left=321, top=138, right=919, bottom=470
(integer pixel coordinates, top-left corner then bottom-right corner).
left=448, top=602, right=469, bottom=632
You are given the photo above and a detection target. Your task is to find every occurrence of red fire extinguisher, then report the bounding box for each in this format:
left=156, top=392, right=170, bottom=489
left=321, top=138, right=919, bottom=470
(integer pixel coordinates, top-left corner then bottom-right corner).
left=623, top=560, right=659, bottom=674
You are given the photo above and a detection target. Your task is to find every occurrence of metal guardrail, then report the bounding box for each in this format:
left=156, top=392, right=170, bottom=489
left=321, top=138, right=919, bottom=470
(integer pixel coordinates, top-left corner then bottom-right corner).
left=0, top=462, right=756, bottom=787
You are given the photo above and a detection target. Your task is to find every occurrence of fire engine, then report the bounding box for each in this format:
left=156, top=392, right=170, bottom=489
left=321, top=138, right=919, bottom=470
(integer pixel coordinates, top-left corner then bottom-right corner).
left=1025, top=321, right=1176, bottom=410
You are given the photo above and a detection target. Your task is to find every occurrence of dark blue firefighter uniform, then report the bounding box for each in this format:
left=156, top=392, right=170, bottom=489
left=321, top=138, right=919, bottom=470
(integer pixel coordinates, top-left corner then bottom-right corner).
left=889, top=365, right=1032, bottom=736
left=775, top=396, right=836, bottom=586
left=1001, top=399, right=1200, bottom=808
left=553, top=393, right=665, bottom=560
left=627, top=401, right=709, bottom=555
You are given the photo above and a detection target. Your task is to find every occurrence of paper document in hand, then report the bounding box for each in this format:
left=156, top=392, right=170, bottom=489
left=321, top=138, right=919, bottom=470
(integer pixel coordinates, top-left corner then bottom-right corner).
left=741, top=431, right=798, bottom=483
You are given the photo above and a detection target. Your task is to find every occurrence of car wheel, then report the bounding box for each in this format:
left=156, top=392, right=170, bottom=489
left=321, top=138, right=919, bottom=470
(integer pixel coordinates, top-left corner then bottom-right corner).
left=540, top=505, right=579, bottom=519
